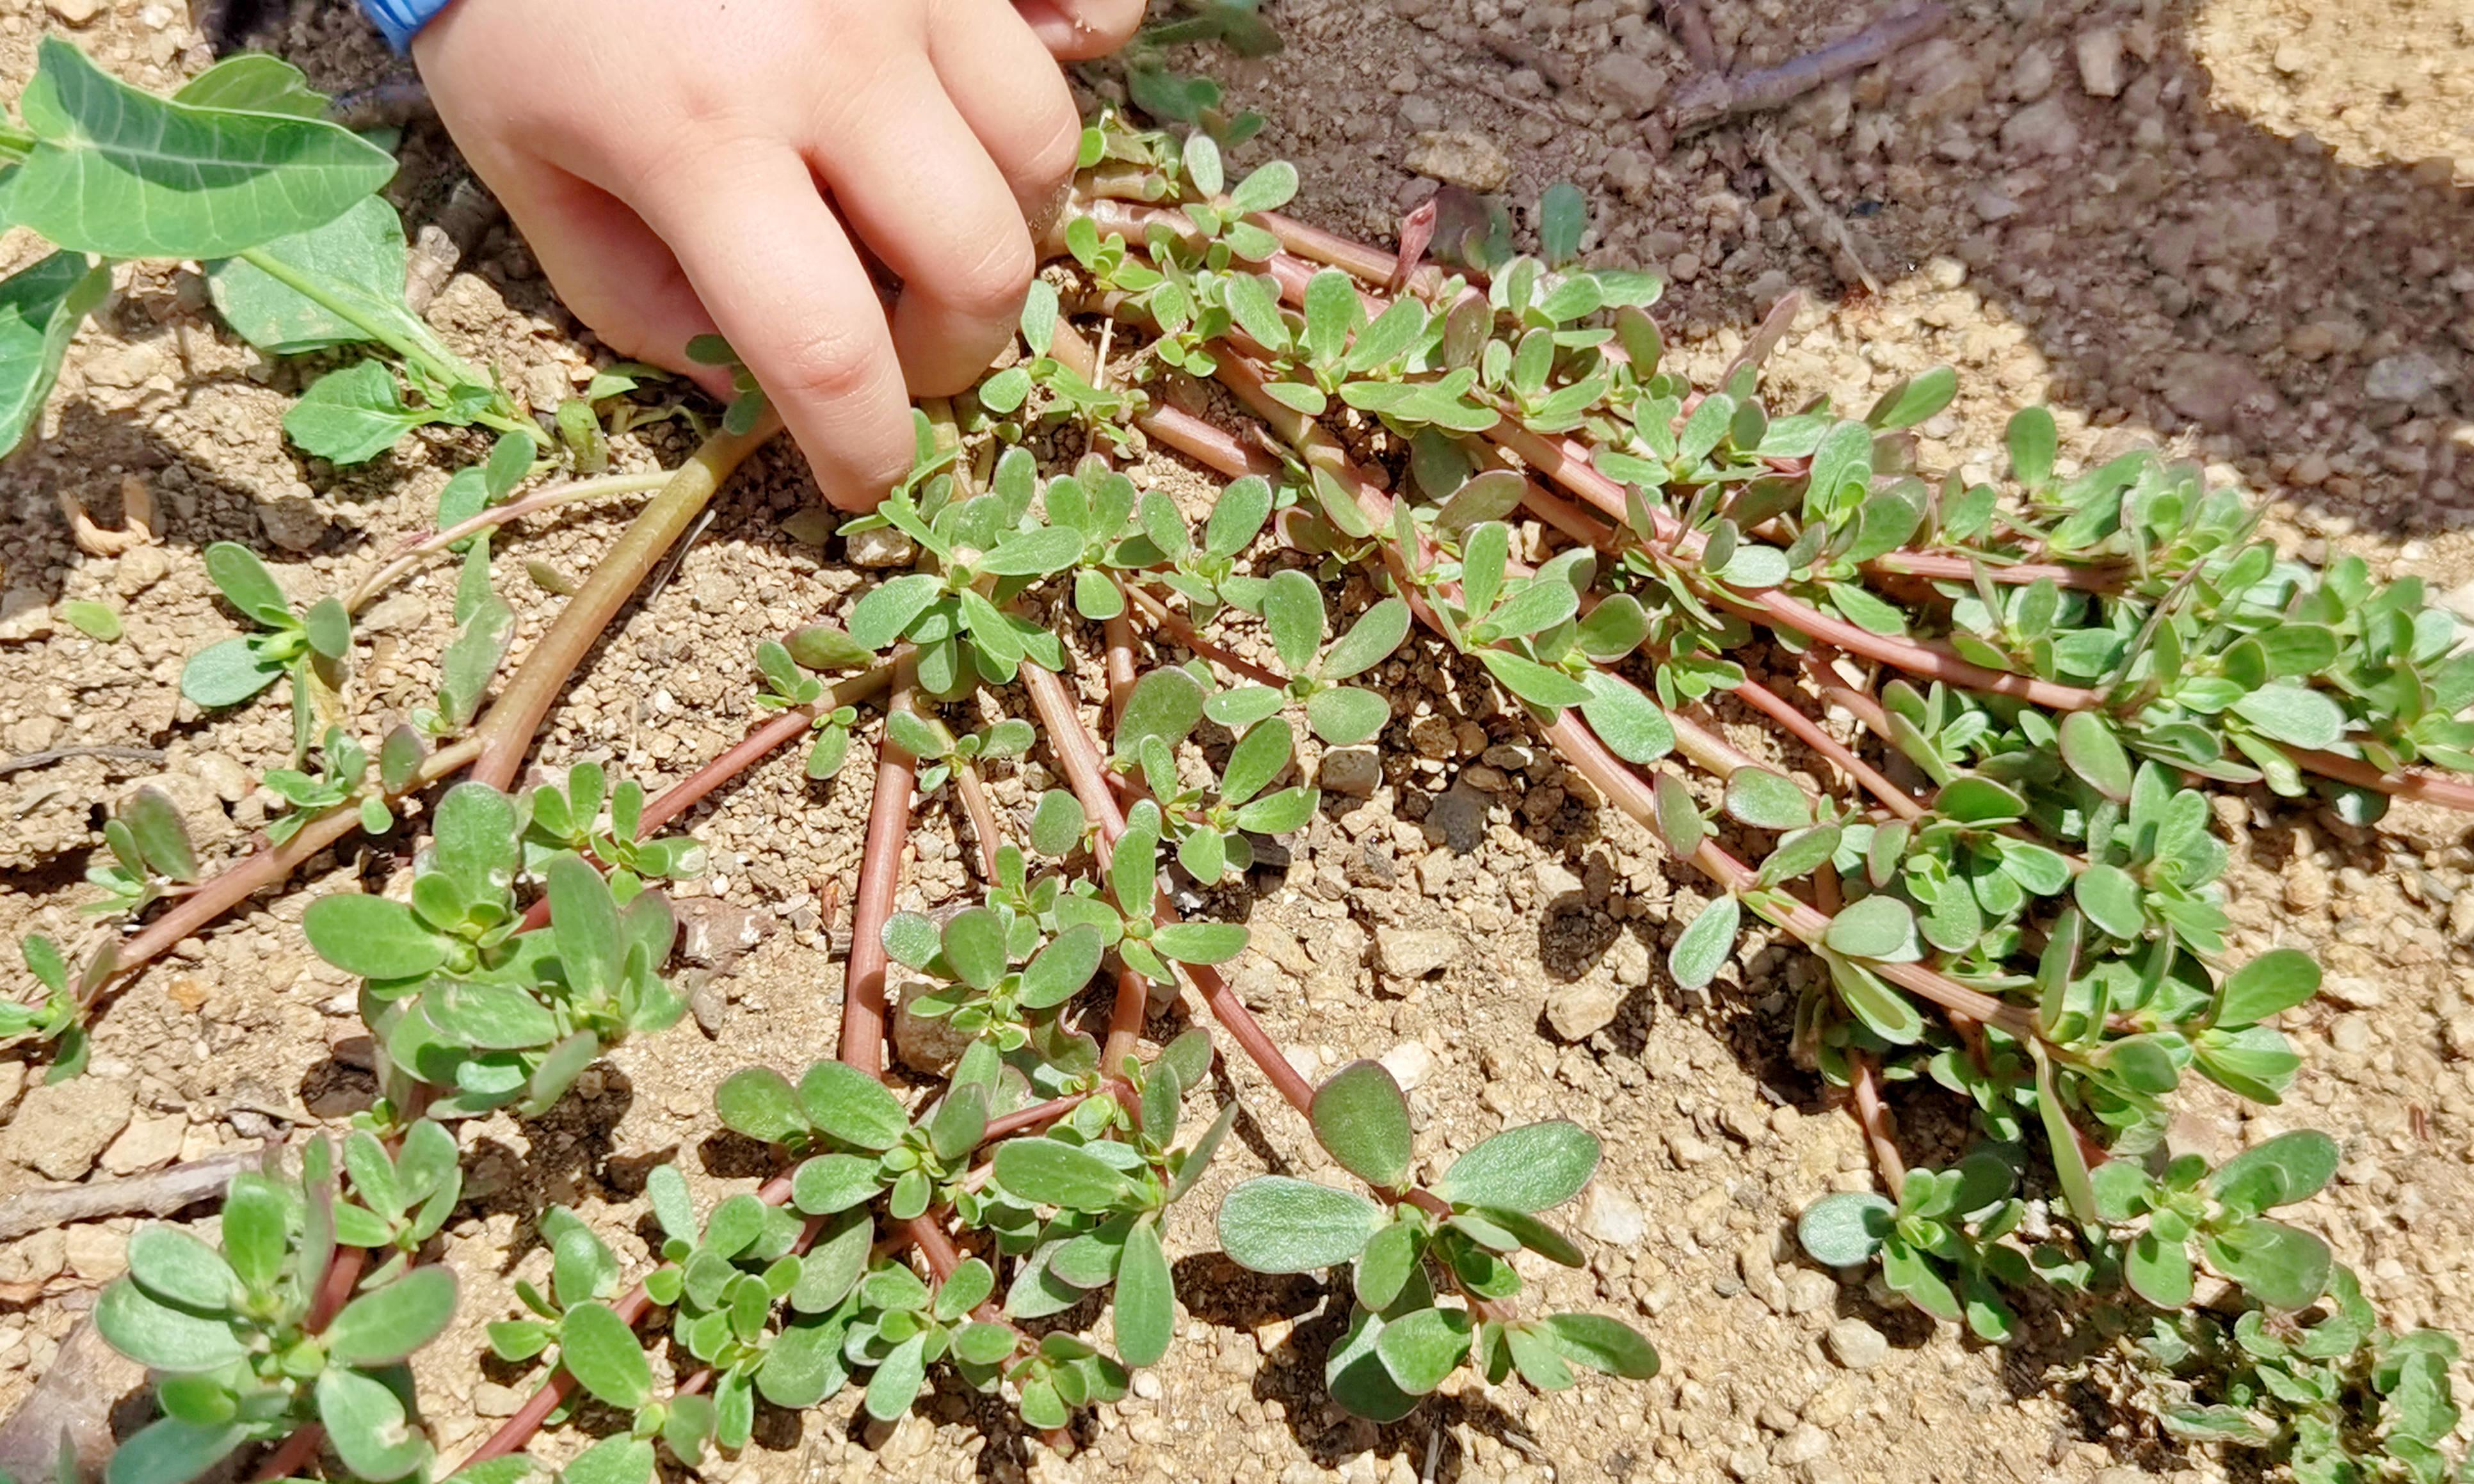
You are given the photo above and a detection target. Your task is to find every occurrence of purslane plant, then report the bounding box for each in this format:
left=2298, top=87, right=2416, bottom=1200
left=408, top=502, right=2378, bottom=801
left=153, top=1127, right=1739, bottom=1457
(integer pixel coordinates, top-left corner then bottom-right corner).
left=3, top=33, right=2469, bottom=1484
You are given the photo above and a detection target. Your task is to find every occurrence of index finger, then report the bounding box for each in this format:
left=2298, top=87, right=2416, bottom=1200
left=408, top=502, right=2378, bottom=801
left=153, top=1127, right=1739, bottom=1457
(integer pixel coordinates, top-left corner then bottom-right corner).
left=634, top=148, right=915, bottom=511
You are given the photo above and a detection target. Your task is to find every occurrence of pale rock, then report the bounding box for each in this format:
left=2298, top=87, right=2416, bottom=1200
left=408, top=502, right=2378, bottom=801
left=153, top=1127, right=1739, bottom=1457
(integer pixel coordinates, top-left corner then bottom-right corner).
left=1534, top=859, right=1585, bottom=904
left=47, top=0, right=104, bottom=24
left=2321, top=975, right=2386, bottom=1009
left=2162, top=351, right=2277, bottom=430
left=1405, top=131, right=1512, bottom=193
left=2330, top=1014, right=2373, bottom=1055
left=1667, top=1130, right=1719, bottom=1166
left=101, top=1114, right=185, bottom=1175
left=65, top=1224, right=127, bottom=1281
left=1608, top=931, right=1652, bottom=987
left=0, top=1077, right=133, bottom=1181
left=195, top=752, right=252, bottom=804
left=1399, top=95, right=1443, bottom=131
left=1586, top=53, right=1667, bottom=114
left=2366, top=351, right=2450, bottom=403
left=1775, top=1425, right=1831, bottom=1467
left=0, top=588, right=54, bottom=644
left=1781, top=1268, right=1838, bottom=1314
left=1378, top=1041, right=1436, bottom=1090
left=114, top=545, right=171, bottom=597
left=2006, top=45, right=2054, bottom=102
left=1604, top=146, right=1655, bottom=201
left=1826, top=1316, right=1888, bottom=1369
left=1580, top=1184, right=1646, bottom=1246
left=1546, top=979, right=1622, bottom=1041
left=2000, top=96, right=2080, bottom=159
left=847, top=527, right=917, bottom=568
left=2073, top=25, right=2126, bottom=97
left=1376, top=926, right=1460, bottom=978
left=358, top=591, right=430, bottom=635
left=1319, top=747, right=1381, bottom=797
left=474, top=1383, right=526, bottom=1417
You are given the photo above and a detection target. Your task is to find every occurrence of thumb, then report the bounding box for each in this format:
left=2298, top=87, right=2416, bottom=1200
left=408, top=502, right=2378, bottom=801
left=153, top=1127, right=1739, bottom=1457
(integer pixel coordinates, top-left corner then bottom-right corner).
left=1013, top=0, right=1146, bottom=60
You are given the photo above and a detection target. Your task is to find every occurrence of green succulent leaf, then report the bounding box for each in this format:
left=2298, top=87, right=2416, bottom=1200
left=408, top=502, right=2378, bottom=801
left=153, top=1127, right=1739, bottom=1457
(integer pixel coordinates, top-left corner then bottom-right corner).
left=1309, top=1061, right=1414, bottom=1190
left=1438, top=1120, right=1600, bottom=1213
left=1216, top=1177, right=1385, bottom=1273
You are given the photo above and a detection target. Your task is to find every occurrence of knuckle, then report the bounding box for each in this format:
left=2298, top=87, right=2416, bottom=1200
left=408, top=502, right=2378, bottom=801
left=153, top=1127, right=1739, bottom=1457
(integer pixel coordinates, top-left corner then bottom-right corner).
left=943, top=228, right=1038, bottom=320
left=1018, top=105, right=1082, bottom=195
left=766, top=321, right=889, bottom=404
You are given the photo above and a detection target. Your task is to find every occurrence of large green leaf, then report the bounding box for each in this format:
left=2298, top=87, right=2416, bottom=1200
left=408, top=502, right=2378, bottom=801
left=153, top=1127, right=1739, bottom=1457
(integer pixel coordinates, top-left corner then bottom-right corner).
left=1308, top=1061, right=1413, bottom=1191
left=10, top=37, right=394, bottom=260
left=282, top=360, right=424, bottom=464
left=0, top=250, right=109, bottom=456
left=325, top=1265, right=458, bottom=1366
left=172, top=53, right=328, bottom=116
left=1215, top=1177, right=1384, bottom=1273
left=208, top=195, right=417, bottom=355
left=1438, top=1121, right=1600, bottom=1213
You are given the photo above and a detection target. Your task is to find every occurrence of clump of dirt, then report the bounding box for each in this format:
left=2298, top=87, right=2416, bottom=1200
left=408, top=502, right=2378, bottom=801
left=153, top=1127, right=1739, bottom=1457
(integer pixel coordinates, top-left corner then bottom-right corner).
left=1, top=1, right=2470, bottom=1483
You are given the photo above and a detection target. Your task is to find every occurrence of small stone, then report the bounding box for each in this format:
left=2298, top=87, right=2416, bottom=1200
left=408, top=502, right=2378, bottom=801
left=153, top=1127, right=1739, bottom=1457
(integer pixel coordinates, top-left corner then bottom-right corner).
left=1584, top=54, right=1667, bottom=115
left=1775, top=1425, right=1830, bottom=1467
left=1535, top=859, right=1585, bottom=904
left=1399, top=95, right=1443, bottom=131
left=114, top=545, right=171, bottom=597
left=847, top=527, right=917, bottom=568
left=675, top=898, right=772, bottom=968
left=1607, top=932, right=1651, bottom=987
left=1826, top=1317, right=1888, bottom=1370
left=65, top=1224, right=127, bottom=1281
left=2000, top=96, right=2080, bottom=159
left=1667, top=1131, right=1719, bottom=1167
left=2007, top=45, right=2054, bottom=102
left=0, top=587, right=54, bottom=644
left=1376, top=927, right=1460, bottom=979
left=358, top=592, right=428, bottom=635
left=782, top=508, right=837, bottom=547
left=2073, top=25, right=2126, bottom=97
left=1319, top=747, right=1381, bottom=797
left=47, top=0, right=104, bottom=24
left=0, top=1077, right=134, bottom=1181
left=2162, top=351, right=2278, bottom=430
left=195, top=753, right=253, bottom=804
left=1378, top=1041, right=1436, bottom=1090
left=474, top=1383, right=526, bottom=1417
left=1781, top=1268, right=1838, bottom=1314
left=1545, top=979, right=1622, bottom=1041
left=256, top=496, right=329, bottom=553
left=2366, top=352, right=2450, bottom=403
left=1405, top=130, right=1512, bottom=193
left=1422, top=783, right=1488, bottom=853
left=2330, top=1014, right=2373, bottom=1055
left=1580, top=1185, right=1646, bottom=1246
left=2321, top=975, right=2387, bottom=1009
left=100, top=1114, right=185, bottom=1175
left=894, top=980, right=974, bottom=1074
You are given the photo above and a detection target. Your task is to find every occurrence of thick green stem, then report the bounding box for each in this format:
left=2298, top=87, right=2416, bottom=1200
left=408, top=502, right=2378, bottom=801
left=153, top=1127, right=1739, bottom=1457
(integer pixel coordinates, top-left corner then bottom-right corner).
left=470, top=417, right=780, bottom=789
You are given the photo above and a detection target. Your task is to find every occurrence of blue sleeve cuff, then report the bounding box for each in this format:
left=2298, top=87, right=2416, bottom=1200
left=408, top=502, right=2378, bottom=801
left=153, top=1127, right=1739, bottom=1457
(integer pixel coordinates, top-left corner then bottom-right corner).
left=360, top=0, right=454, bottom=51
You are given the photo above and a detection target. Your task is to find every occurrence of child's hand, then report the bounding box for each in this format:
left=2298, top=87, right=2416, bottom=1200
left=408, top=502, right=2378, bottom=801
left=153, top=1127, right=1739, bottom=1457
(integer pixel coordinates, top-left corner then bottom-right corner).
left=413, top=0, right=1142, bottom=509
